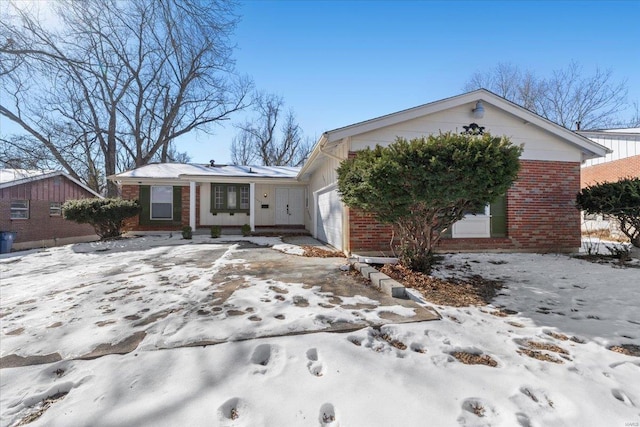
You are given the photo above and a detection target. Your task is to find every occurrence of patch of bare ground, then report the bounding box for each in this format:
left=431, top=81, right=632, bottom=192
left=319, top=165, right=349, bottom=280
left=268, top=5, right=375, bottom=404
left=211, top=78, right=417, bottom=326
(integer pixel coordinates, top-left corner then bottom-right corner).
left=524, top=340, right=569, bottom=355
left=379, top=333, right=407, bottom=350
left=301, top=246, right=345, bottom=258
left=451, top=351, right=498, bottom=367
left=545, top=331, right=570, bottom=341
left=15, top=392, right=68, bottom=426
left=380, top=264, right=503, bottom=307
left=608, top=344, right=640, bottom=357
left=517, top=349, right=564, bottom=364
left=517, top=340, right=570, bottom=363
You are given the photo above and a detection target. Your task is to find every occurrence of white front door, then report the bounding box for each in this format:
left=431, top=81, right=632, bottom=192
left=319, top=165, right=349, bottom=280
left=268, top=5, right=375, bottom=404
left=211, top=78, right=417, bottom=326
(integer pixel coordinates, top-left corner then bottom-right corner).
left=276, top=188, right=303, bottom=225
left=452, top=205, right=491, bottom=238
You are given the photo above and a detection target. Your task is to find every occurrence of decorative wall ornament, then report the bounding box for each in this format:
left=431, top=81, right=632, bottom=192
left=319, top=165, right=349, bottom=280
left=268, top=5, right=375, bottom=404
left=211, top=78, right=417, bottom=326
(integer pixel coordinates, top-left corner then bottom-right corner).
left=462, top=123, right=485, bottom=135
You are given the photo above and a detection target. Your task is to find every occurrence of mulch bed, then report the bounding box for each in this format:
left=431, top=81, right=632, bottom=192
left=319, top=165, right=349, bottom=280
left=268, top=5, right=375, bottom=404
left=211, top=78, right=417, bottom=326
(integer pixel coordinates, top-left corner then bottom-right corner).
left=301, top=246, right=345, bottom=258
left=379, top=263, right=503, bottom=307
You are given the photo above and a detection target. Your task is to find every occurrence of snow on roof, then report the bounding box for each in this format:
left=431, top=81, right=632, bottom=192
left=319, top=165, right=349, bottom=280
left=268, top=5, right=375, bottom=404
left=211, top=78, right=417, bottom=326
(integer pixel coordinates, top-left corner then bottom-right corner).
left=0, top=168, right=57, bottom=184
left=112, top=163, right=301, bottom=180
left=599, top=127, right=640, bottom=133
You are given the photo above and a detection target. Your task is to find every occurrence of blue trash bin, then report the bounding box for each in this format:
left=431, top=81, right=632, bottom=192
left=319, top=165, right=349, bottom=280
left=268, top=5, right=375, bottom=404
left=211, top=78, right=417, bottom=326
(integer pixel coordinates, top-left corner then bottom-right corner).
left=0, top=231, right=17, bottom=254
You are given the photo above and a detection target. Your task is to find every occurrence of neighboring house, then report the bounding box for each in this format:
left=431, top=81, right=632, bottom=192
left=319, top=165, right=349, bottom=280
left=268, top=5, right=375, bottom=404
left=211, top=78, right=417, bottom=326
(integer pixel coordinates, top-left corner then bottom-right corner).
left=577, top=128, right=639, bottom=237
left=578, top=128, right=639, bottom=187
left=0, top=169, right=101, bottom=250
left=111, top=89, right=608, bottom=254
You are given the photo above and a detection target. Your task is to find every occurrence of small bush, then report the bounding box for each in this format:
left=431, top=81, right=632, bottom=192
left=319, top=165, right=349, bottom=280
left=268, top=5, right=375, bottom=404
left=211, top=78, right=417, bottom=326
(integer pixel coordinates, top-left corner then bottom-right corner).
left=182, top=226, right=193, bottom=240
left=241, top=224, right=251, bottom=237
left=606, top=243, right=632, bottom=263
left=577, top=177, right=640, bottom=248
left=63, top=198, right=140, bottom=239
left=210, top=225, right=221, bottom=238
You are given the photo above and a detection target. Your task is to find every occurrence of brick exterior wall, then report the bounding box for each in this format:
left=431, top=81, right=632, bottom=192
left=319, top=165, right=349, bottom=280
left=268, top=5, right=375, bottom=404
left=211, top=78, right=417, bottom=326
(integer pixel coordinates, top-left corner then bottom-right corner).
left=347, top=159, right=582, bottom=254
left=581, top=155, right=640, bottom=187
left=121, top=184, right=199, bottom=232
left=121, top=184, right=140, bottom=231
left=0, top=175, right=96, bottom=244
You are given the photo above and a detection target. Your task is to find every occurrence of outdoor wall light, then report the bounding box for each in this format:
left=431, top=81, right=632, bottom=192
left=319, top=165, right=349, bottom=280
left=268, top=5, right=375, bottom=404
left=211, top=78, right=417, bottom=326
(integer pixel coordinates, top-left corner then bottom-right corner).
left=263, top=193, right=268, bottom=198
left=472, top=101, right=485, bottom=119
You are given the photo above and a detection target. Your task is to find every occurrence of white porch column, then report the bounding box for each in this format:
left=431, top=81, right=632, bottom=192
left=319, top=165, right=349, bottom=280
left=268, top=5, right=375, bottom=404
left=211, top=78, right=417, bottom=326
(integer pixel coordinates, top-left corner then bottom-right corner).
left=189, top=181, right=196, bottom=230
left=249, top=182, right=256, bottom=231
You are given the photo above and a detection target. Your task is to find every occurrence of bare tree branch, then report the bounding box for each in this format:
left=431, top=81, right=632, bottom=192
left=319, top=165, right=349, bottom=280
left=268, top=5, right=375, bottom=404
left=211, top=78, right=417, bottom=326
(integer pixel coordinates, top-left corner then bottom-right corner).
left=232, top=92, right=311, bottom=166
left=0, top=0, right=251, bottom=196
left=464, top=61, right=630, bottom=130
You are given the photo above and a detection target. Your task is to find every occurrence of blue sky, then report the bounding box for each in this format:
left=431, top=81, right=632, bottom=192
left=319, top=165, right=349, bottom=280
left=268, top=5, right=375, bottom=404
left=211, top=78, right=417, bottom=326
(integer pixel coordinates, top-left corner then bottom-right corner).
left=2, top=1, right=639, bottom=166
left=184, top=0, right=640, bottom=164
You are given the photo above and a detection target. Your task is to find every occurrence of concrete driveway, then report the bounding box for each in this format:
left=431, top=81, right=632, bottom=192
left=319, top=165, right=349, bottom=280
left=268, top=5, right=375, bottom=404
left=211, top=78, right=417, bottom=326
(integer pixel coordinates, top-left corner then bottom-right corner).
left=0, top=236, right=437, bottom=369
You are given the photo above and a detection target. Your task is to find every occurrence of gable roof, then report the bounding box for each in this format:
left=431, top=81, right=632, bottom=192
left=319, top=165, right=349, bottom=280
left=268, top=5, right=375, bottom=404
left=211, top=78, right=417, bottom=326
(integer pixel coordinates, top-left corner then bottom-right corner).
left=298, top=89, right=610, bottom=178
left=0, top=169, right=102, bottom=197
left=111, top=163, right=300, bottom=183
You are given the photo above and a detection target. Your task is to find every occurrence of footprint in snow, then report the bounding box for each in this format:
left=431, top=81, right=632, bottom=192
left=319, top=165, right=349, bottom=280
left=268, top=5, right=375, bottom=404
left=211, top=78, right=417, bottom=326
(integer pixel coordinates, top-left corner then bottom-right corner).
left=457, top=397, right=500, bottom=426
left=509, top=386, right=555, bottom=420
left=515, top=412, right=532, bottom=427
left=250, top=343, right=285, bottom=375
left=217, top=397, right=255, bottom=427
left=319, top=403, right=339, bottom=427
left=611, top=388, right=636, bottom=407
left=306, top=348, right=326, bottom=377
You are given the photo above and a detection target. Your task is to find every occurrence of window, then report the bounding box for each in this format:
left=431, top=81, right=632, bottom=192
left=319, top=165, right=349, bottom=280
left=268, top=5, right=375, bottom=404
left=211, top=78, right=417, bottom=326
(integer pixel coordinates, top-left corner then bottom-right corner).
left=10, top=200, right=29, bottom=219
left=213, top=186, right=224, bottom=210
left=50, top=202, right=62, bottom=216
left=151, top=186, right=173, bottom=220
left=227, top=186, right=237, bottom=209
left=210, top=184, right=250, bottom=213
left=240, top=186, right=250, bottom=210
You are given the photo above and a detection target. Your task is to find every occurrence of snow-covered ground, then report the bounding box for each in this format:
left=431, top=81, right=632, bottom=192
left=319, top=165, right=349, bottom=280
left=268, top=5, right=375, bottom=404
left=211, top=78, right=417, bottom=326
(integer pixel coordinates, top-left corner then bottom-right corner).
left=1, top=236, right=639, bottom=426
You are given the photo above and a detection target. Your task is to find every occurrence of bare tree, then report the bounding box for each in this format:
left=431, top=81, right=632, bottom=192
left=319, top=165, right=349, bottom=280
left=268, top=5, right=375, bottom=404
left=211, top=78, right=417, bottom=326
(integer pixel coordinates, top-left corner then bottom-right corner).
left=464, top=61, right=630, bottom=130
left=0, top=0, right=251, bottom=196
left=231, top=93, right=311, bottom=166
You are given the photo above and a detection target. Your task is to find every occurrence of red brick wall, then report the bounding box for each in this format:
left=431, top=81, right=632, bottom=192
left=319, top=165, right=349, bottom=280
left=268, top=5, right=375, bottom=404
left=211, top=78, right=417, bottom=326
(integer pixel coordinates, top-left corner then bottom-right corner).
left=121, top=184, right=140, bottom=232
left=349, top=208, right=393, bottom=252
left=0, top=175, right=97, bottom=243
left=347, top=159, right=582, bottom=253
left=180, top=185, right=201, bottom=227
left=581, top=155, right=640, bottom=187
left=497, top=160, right=581, bottom=252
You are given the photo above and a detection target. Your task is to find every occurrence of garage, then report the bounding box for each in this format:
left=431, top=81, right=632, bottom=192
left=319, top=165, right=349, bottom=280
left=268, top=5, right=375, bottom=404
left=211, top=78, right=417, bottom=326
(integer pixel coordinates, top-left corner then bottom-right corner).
left=316, top=186, right=343, bottom=250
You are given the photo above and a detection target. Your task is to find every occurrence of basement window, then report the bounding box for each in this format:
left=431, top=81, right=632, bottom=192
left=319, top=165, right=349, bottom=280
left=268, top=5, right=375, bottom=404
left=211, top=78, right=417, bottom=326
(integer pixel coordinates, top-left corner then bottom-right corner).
left=10, top=200, right=29, bottom=219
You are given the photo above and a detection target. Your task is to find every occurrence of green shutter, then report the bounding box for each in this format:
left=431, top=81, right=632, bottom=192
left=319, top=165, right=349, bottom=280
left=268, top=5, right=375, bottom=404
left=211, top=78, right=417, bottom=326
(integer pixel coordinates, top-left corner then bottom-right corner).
left=173, top=186, right=182, bottom=223
left=139, top=185, right=151, bottom=225
left=490, top=194, right=507, bottom=237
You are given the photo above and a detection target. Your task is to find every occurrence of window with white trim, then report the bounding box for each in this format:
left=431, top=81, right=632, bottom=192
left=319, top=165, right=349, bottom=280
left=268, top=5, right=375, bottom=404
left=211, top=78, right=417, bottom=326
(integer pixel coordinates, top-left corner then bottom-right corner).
left=10, top=200, right=29, bottom=219
left=151, top=186, right=173, bottom=220
left=50, top=202, right=62, bottom=216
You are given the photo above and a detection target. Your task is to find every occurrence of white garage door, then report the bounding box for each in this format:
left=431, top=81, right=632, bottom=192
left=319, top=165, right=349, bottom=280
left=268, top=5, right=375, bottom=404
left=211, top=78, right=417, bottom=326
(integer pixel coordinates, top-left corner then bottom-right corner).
left=316, top=187, right=343, bottom=250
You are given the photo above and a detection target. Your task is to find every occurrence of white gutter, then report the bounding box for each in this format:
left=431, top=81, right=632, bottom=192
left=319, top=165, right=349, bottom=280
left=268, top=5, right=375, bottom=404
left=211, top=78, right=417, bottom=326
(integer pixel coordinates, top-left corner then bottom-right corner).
left=296, top=133, right=346, bottom=179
